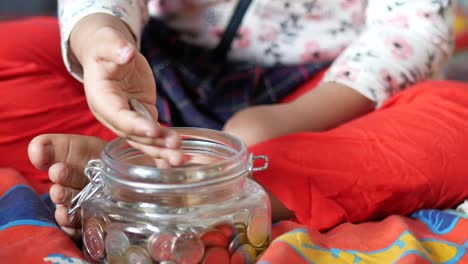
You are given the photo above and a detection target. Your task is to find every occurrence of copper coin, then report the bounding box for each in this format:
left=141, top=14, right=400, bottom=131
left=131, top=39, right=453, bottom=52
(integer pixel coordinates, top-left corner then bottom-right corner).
left=147, top=232, right=177, bottom=262
left=172, top=231, right=205, bottom=264
left=125, top=245, right=152, bottom=264
left=200, top=229, right=228, bottom=249
left=105, top=228, right=130, bottom=257
left=213, top=223, right=236, bottom=241
left=107, top=252, right=126, bottom=264
left=201, top=246, right=230, bottom=264
left=227, top=233, right=248, bottom=255
left=230, top=244, right=256, bottom=264
left=83, top=217, right=106, bottom=260
left=247, top=212, right=270, bottom=247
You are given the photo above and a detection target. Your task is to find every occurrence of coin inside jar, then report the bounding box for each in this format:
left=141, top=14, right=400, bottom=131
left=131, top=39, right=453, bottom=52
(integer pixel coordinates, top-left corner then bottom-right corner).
left=228, top=232, right=249, bottom=255
left=147, top=231, right=177, bottom=262
left=105, top=228, right=131, bottom=257
left=83, top=217, right=106, bottom=261
left=172, top=231, right=205, bottom=264
left=201, top=246, right=230, bottom=264
left=125, top=245, right=152, bottom=264
left=246, top=211, right=270, bottom=247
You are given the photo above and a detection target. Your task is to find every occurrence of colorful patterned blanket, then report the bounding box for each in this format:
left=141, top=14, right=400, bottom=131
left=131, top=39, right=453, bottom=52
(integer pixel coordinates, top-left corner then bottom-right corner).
left=1, top=169, right=467, bottom=264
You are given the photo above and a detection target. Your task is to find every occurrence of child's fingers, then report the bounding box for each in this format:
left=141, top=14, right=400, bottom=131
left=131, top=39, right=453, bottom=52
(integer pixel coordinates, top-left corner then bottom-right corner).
left=86, top=84, right=160, bottom=138
left=124, top=127, right=181, bottom=149
left=127, top=140, right=185, bottom=166
left=55, top=205, right=81, bottom=228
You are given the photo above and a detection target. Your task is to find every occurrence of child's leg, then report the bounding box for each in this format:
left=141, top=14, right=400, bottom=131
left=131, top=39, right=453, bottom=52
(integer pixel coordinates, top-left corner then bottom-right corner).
left=251, top=80, right=468, bottom=231
left=0, top=17, right=114, bottom=194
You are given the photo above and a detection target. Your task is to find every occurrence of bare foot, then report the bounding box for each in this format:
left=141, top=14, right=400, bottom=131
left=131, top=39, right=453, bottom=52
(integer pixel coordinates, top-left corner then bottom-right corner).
left=28, top=134, right=107, bottom=238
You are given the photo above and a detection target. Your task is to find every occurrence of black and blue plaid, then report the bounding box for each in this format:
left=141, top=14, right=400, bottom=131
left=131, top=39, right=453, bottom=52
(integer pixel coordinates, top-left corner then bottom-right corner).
left=141, top=19, right=329, bottom=130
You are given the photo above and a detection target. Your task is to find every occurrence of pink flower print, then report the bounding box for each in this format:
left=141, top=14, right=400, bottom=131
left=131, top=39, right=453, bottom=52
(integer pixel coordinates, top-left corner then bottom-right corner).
left=386, top=14, right=409, bottom=28
left=385, top=36, right=415, bottom=61
left=351, top=12, right=365, bottom=27
left=305, top=13, right=323, bottom=21
left=380, top=69, right=398, bottom=92
left=334, top=64, right=360, bottom=82
left=234, top=27, right=251, bottom=48
left=257, top=25, right=278, bottom=43
left=301, top=42, right=335, bottom=63
left=340, top=0, right=359, bottom=10
left=212, top=27, right=251, bottom=48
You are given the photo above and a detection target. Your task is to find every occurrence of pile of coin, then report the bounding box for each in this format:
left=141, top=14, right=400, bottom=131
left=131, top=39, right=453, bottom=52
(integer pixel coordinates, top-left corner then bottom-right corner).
left=83, top=209, right=270, bottom=264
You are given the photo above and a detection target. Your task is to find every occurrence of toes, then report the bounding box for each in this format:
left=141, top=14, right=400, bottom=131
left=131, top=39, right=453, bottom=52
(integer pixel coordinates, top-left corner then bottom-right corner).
left=28, top=134, right=107, bottom=171
left=55, top=205, right=81, bottom=228
left=49, top=163, right=89, bottom=189
left=28, top=136, right=54, bottom=171
left=49, top=184, right=82, bottom=205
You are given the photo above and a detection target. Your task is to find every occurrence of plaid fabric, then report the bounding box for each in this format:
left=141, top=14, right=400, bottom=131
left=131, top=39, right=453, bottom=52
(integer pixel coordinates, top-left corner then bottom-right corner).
left=141, top=19, right=329, bottom=130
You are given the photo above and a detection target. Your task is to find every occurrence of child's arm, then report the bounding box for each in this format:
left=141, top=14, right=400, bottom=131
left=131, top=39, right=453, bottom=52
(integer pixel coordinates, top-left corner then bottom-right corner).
left=58, top=0, right=183, bottom=165
left=58, top=0, right=148, bottom=80
left=321, top=0, right=455, bottom=107
left=225, top=0, right=455, bottom=146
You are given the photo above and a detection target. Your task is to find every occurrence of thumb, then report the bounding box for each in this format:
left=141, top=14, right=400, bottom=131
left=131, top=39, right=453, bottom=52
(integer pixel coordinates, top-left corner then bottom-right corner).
left=92, top=27, right=137, bottom=65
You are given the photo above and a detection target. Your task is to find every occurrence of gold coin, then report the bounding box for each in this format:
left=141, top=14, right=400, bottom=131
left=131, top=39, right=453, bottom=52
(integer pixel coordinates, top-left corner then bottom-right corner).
left=246, top=212, right=270, bottom=247
left=228, top=233, right=248, bottom=255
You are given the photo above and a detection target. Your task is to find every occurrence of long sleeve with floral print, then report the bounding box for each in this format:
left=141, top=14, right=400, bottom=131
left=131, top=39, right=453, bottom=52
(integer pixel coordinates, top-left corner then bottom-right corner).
left=58, top=0, right=455, bottom=106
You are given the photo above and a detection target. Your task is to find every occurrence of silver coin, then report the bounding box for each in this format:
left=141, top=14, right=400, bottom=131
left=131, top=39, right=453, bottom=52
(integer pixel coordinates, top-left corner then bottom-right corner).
left=129, top=98, right=154, bottom=122
left=105, top=228, right=131, bottom=257
left=125, top=245, right=152, bottom=264
left=147, top=231, right=177, bottom=262
left=172, top=231, right=205, bottom=264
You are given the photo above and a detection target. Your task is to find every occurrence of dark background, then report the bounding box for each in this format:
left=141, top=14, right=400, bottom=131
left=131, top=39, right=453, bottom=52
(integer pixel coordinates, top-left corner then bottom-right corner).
left=0, top=1, right=57, bottom=20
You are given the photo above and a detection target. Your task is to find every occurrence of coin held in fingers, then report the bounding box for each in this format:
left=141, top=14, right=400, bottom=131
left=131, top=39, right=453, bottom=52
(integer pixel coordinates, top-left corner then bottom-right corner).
left=129, top=98, right=154, bottom=122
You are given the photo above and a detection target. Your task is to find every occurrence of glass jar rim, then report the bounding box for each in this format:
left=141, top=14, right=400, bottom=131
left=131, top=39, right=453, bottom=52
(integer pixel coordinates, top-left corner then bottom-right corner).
left=100, top=127, right=250, bottom=187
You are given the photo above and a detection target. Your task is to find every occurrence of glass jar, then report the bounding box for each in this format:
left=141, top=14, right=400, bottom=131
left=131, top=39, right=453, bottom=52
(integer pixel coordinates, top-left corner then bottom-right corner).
left=69, top=128, right=271, bottom=264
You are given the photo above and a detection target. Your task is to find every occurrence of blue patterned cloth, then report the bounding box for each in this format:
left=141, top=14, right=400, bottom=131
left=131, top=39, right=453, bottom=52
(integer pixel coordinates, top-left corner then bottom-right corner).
left=141, top=19, right=329, bottom=130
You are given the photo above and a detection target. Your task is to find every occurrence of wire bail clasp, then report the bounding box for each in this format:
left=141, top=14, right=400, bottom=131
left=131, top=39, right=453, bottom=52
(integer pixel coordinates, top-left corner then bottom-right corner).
left=249, top=154, right=269, bottom=172
left=67, top=159, right=104, bottom=222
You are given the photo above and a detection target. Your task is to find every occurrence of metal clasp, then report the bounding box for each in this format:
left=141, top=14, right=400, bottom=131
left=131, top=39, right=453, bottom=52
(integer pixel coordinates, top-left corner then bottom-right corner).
left=67, top=160, right=104, bottom=222
left=249, top=154, right=269, bottom=172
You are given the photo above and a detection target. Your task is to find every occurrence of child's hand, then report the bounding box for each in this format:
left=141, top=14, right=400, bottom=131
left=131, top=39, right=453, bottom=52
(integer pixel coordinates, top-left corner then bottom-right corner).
left=71, top=14, right=183, bottom=166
